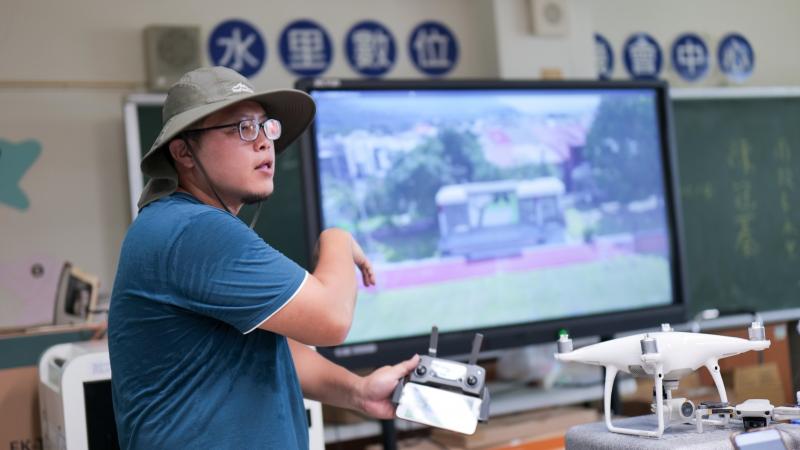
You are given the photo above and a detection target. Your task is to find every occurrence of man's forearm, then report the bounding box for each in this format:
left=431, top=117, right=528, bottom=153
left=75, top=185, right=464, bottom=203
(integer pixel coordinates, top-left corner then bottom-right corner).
left=312, top=229, right=358, bottom=320
left=289, top=338, right=364, bottom=412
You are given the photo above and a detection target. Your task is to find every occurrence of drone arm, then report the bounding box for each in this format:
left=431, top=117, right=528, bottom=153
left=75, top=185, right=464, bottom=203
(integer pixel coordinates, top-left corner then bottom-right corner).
left=704, top=359, right=728, bottom=404
left=773, top=406, right=800, bottom=422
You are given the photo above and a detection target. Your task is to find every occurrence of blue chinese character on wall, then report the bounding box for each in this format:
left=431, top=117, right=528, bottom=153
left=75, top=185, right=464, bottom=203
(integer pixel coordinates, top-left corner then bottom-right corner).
left=279, top=19, right=333, bottom=77
left=345, top=21, right=396, bottom=77
left=208, top=19, right=266, bottom=78
left=623, top=32, right=662, bottom=80
left=718, top=33, right=754, bottom=83
left=594, top=33, right=614, bottom=80
left=408, top=21, right=458, bottom=77
left=671, top=33, right=709, bottom=82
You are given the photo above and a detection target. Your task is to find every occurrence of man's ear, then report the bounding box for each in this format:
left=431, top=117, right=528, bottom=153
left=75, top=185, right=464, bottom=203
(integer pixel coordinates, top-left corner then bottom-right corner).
left=168, top=138, right=195, bottom=170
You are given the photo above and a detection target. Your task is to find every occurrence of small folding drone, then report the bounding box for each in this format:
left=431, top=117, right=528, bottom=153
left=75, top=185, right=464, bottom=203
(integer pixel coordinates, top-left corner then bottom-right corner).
left=553, top=322, right=796, bottom=438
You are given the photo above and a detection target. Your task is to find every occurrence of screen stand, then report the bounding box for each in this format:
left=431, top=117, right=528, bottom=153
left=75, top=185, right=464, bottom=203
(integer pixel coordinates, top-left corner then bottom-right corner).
left=601, top=335, right=621, bottom=415
left=381, top=419, right=398, bottom=450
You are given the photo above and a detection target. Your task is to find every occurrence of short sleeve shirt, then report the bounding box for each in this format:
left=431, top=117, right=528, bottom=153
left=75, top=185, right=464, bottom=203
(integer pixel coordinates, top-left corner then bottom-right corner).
left=108, top=192, right=309, bottom=449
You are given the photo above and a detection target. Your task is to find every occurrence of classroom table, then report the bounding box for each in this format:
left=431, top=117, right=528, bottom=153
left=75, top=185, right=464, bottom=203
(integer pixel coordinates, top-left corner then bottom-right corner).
left=566, top=415, right=800, bottom=449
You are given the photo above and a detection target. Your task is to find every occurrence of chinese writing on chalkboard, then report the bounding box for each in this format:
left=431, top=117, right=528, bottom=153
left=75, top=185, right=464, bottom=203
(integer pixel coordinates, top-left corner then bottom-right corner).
left=728, top=138, right=758, bottom=257
left=775, top=139, right=796, bottom=259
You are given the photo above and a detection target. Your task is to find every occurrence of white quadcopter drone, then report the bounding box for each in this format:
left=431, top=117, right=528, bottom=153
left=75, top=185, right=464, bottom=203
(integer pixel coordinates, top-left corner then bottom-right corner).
left=554, top=322, right=777, bottom=438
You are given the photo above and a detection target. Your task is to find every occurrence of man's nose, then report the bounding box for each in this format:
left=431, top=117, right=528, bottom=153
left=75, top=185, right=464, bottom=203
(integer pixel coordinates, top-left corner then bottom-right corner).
left=254, top=128, right=271, bottom=151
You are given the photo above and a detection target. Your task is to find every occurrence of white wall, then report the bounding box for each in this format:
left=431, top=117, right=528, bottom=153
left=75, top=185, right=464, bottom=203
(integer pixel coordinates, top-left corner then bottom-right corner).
left=491, top=0, right=596, bottom=79
left=0, top=0, right=502, bottom=295
left=590, top=0, right=800, bottom=86
left=1, top=0, right=799, bottom=300
left=0, top=89, right=131, bottom=288
left=0, top=0, right=500, bottom=87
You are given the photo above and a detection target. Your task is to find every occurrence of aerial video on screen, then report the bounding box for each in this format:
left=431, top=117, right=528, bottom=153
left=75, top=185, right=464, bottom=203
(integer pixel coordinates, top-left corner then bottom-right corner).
left=311, top=88, right=673, bottom=344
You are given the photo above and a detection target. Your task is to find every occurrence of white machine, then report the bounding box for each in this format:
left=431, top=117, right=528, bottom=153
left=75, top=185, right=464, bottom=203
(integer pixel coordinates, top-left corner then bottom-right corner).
left=39, top=341, right=325, bottom=449
left=39, top=341, right=114, bottom=450
left=554, top=322, right=772, bottom=438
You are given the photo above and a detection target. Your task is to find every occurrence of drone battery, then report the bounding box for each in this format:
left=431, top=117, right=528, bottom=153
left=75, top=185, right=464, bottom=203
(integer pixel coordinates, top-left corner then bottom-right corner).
left=699, top=401, right=735, bottom=418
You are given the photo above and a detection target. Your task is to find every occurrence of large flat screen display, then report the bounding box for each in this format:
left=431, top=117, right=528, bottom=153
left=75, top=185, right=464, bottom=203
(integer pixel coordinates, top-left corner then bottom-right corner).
left=298, top=80, right=686, bottom=367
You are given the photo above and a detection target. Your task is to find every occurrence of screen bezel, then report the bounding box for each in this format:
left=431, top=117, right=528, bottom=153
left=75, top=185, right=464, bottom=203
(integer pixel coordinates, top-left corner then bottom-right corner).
left=296, top=78, right=688, bottom=369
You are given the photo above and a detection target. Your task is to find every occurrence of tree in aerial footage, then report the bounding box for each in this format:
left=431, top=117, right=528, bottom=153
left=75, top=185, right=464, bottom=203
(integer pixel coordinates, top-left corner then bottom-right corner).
left=583, top=95, right=663, bottom=204
left=366, top=128, right=496, bottom=222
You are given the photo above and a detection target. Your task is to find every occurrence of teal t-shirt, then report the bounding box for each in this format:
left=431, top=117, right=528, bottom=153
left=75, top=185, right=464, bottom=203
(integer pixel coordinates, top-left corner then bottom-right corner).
left=109, top=193, right=309, bottom=449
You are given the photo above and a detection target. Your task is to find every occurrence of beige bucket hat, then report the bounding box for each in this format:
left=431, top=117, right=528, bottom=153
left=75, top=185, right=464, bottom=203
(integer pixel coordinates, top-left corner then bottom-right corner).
left=138, top=66, right=315, bottom=209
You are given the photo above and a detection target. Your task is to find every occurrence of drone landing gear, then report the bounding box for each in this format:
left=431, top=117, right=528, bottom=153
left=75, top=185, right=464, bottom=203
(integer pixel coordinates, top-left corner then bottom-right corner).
left=694, top=359, right=734, bottom=433
left=603, top=365, right=667, bottom=438
left=601, top=343, right=733, bottom=438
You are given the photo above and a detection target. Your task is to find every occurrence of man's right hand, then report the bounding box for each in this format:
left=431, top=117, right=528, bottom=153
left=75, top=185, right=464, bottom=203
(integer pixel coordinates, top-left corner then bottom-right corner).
left=351, top=236, right=375, bottom=287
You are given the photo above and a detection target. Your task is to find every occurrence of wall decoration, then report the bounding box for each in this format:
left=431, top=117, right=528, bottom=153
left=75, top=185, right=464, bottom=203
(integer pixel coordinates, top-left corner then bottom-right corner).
left=208, top=19, right=266, bottom=77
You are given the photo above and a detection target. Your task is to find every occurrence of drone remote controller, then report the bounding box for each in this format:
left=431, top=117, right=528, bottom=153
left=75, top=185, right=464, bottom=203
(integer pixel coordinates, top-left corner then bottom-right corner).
left=407, top=326, right=487, bottom=397
left=392, top=326, right=491, bottom=433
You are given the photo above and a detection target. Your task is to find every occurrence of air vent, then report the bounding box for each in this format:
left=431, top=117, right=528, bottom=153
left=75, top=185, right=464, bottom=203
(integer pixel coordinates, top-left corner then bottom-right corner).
left=144, top=25, right=202, bottom=92
left=529, top=0, right=569, bottom=37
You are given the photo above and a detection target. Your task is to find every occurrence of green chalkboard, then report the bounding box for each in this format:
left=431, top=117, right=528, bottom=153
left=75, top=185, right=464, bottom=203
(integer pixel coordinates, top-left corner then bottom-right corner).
left=132, top=103, right=310, bottom=268
left=673, top=93, right=800, bottom=314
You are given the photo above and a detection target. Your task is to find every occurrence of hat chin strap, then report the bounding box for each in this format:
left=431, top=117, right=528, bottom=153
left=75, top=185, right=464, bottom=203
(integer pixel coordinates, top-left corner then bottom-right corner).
left=184, top=139, right=262, bottom=230
left=249, top=200, right=264, bottom=230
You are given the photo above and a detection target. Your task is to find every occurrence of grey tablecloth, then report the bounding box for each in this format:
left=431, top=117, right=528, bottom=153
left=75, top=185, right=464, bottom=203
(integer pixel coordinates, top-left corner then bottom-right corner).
left=566, top=415, right=800, bottom=449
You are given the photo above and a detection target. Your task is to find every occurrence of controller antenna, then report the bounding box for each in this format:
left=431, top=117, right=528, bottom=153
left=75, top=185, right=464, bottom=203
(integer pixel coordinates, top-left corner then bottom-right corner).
left=469, top=333, right=484, bottom=366
left=429, top=326, right=439, bottom=357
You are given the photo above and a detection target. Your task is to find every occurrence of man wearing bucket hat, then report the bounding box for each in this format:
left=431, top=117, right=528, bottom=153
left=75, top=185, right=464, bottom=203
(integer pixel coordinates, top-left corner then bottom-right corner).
left=108, top=67, right=418, bottom=449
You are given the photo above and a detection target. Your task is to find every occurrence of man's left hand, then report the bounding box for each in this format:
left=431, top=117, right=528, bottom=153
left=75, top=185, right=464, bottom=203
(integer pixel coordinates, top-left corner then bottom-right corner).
left=356, top=354, right=420, bottom=419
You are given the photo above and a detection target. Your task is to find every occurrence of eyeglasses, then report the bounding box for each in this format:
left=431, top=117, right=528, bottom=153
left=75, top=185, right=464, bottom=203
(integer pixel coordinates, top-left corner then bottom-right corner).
left=185, top=118, right=282, bottom=142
